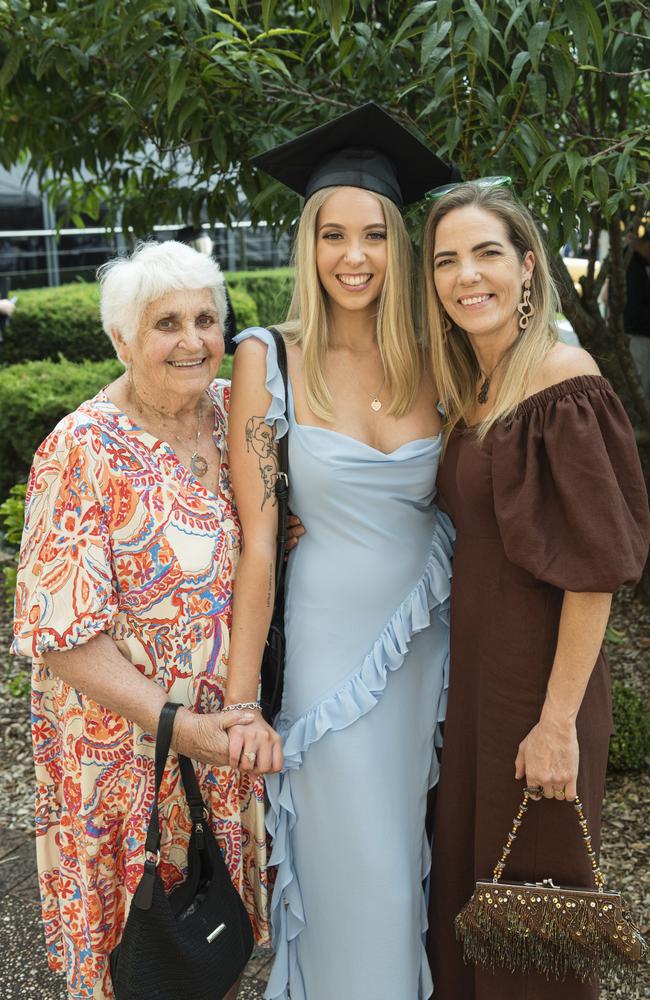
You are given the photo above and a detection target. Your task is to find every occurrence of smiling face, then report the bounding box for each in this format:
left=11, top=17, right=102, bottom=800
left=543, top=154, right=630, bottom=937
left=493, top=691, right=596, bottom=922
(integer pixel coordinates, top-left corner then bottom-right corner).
left=315, top=186, right=388, bottom=316
left=116, top=287, right=224, bottom=409
left=432, top=205, right=535, bottom=344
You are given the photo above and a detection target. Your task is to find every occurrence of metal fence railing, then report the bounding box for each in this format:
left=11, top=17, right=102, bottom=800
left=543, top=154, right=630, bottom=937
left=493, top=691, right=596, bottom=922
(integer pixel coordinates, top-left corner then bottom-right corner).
left=0, top=222, right=292, bottom=294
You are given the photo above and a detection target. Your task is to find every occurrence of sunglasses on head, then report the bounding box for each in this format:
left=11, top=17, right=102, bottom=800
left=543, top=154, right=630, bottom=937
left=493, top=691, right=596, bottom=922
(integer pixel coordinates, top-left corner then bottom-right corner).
left=425, top=175, right=513, bottom=202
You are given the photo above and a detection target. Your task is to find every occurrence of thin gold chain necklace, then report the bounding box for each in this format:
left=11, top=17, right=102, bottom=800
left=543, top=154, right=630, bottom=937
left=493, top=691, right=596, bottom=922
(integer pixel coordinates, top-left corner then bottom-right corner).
left=129, top=382, right=210, bottom=478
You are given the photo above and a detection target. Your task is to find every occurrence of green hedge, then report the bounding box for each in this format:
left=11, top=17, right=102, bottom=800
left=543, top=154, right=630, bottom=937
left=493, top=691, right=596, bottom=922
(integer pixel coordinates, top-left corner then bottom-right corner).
left=227, top=267, right=294, bottom=328
left=0, top=357, right=123, bottom=500
left=609, top=681, right=650, bottom=772
left=0, top=280, right=260, bottom=366
left=0, top=354, right=233, bottom=503
left=1, top=284, right=114, bottom=364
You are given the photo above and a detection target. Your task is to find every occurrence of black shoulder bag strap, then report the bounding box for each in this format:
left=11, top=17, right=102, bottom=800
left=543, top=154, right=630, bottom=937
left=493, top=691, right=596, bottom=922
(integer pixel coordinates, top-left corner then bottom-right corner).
left=135, top=702, right=207, bottom=910
left=268, top=326, right=289, bottom=601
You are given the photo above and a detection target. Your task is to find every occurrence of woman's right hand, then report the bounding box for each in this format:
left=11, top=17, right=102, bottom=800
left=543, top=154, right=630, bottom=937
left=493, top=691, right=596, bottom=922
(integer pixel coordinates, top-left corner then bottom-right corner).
left=173, top=707, right=256, bottom=767
left=228, top=712, right=284, bottom=774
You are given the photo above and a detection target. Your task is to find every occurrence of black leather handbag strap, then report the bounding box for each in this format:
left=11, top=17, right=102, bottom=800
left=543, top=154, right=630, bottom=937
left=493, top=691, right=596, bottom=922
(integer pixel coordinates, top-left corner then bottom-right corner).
left=144, top=702, right=205, bottom=859
left=268, top=326, right=289, bottom=599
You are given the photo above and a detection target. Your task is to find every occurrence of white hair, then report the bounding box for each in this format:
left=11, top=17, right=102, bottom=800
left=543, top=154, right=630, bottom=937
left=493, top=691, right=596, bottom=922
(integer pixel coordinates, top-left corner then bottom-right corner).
left=98, top=240, right=228, bottom=347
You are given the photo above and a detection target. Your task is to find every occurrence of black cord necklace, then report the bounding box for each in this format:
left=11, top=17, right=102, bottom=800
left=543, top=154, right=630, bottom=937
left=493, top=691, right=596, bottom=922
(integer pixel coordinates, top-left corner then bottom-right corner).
left=477, top=346, right=515, bottom=404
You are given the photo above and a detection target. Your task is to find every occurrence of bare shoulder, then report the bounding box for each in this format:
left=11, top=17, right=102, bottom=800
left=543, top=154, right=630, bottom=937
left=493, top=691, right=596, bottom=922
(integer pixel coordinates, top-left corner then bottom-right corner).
left=528, top=342, right=601, bottom=394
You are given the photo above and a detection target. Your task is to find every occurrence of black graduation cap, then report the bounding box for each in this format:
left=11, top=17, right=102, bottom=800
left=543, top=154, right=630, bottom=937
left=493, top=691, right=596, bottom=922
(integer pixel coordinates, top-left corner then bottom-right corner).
left=251, top=102, right=460, bottom=209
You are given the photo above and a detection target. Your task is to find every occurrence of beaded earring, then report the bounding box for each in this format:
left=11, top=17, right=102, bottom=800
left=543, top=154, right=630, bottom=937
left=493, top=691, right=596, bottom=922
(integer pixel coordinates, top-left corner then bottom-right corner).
left=517, top=278, right=535, bottom=330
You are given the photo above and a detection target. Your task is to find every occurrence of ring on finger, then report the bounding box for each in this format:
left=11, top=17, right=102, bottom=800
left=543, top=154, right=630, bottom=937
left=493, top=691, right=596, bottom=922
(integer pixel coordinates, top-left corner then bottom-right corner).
left=243, top=751, right=256, bottom=764
left=525, top=785, right=543, bottom=800
left=553, top=786, right=566, bottom=799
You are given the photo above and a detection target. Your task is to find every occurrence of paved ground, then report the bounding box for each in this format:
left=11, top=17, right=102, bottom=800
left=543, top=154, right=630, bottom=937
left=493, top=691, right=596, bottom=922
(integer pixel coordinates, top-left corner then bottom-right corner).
left=0, top=825, right=272, bottom=999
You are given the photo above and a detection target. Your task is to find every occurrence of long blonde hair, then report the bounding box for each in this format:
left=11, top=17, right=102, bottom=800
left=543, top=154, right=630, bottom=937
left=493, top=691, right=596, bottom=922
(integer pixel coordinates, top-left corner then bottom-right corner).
left=277, top=186, right=421, bottom=420
left=422, top=184, right=559, bottom=441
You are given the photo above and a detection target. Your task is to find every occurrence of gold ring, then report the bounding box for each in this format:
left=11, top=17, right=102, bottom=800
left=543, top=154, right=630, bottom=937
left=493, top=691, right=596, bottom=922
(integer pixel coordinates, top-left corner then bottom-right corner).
left=553, top=786, right=566, bottom=799
left=243, top=751, right=256, bottom=764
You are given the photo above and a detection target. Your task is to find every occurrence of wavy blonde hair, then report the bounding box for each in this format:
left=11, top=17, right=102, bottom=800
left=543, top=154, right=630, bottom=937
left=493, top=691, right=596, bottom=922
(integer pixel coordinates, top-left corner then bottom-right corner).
left=422, top=183, right=559, bottom=441
left=276, top=186, right=421, bottom=420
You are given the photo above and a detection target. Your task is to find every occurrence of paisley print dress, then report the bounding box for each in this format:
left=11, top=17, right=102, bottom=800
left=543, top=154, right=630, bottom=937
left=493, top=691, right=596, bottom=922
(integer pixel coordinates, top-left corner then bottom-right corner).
left=12, top=381, right=269, bottom=1000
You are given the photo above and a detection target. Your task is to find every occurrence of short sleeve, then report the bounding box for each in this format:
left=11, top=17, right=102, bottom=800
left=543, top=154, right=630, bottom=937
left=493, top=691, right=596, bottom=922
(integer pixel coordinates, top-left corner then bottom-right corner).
left=12, top=422, right=118, bottom=658
left=234, top=327, right=288, bottom=440
left=491, top=376, right=650, bottom=592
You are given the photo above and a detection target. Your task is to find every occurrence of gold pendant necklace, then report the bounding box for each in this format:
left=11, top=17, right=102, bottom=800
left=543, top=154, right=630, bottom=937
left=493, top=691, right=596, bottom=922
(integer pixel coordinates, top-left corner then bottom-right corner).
left=370, top=377, right=385, bottom=412
left=130, top=379, right=210, bottom=478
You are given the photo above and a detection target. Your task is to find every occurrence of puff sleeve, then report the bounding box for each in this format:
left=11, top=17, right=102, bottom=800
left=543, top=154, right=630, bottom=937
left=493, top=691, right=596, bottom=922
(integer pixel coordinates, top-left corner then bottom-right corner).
left=12, top=420, right=118, bottom=658
left=491, top=375, right=649, bottom=592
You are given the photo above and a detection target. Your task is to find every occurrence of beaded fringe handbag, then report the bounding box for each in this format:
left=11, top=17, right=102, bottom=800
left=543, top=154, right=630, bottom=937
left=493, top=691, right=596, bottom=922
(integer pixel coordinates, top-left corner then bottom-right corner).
left=455, top=790, right=646, bottom=986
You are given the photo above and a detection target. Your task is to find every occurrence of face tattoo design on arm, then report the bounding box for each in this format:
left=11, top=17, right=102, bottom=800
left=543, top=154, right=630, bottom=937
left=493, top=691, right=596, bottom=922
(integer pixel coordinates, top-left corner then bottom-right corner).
left=245, top=416, right=280, bottom=510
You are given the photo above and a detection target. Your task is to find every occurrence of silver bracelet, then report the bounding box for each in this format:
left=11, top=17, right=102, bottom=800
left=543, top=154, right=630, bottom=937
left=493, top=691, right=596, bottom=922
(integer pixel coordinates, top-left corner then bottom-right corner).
left=221, top=701, right=261, bottom=713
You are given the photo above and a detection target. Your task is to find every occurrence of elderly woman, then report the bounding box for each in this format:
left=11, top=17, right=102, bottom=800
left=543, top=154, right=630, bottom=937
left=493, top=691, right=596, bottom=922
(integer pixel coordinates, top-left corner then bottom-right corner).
left=421, top=182, right=650, bottom=1000
left=12, top=241, right=271, bottom=1000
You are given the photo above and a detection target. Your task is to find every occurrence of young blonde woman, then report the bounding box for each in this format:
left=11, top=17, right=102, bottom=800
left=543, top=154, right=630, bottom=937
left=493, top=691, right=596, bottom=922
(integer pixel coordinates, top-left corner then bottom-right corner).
left=224, top=105, right=457, bottom=1000
left=421, top=181, right=649, bottom=1000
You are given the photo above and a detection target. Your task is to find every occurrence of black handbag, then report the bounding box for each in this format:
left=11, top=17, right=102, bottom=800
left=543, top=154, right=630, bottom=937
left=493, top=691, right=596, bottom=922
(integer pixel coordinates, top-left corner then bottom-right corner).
left=259, top=327, right=289, bottom=723
left=109, top=702, right=254, bottom=1000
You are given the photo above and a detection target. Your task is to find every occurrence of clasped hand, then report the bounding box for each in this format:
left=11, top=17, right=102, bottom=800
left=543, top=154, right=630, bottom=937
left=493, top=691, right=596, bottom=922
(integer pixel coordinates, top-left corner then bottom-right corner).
left=228, top=713, right=284, bottom=775
left=515, top=712, right=579, bottom=802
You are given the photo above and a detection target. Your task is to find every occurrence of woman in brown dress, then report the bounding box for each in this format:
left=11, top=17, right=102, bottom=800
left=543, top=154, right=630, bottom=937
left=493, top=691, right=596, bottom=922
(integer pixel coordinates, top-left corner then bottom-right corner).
left=421, top=182, right=649, bottom=1000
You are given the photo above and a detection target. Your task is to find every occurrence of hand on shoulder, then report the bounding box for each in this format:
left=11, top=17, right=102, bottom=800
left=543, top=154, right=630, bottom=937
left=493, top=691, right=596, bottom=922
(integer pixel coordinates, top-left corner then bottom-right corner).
left=528, top=342, right=601, bottom=396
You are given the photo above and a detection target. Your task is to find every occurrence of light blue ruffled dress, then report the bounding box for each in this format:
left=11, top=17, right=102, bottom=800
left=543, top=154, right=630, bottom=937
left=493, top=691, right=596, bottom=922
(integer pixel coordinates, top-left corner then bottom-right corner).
left=235, top=328, right=454, bottom=1000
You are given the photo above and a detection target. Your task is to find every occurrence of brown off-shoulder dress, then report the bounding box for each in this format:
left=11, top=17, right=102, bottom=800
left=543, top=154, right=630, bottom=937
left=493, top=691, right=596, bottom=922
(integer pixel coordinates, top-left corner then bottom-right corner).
left=428, top=376, right=650, bottom=1000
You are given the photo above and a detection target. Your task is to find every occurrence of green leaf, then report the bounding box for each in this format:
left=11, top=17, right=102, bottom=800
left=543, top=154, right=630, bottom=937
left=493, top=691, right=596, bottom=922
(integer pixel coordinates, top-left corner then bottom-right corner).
left=591, top=163, right=609, bottom=206
left=504, top=1, right=530, bottom=43
left=565, top=2, right=590, bottom=64
left=565, top=150, right=582, bottom=187
left=510, top=51, right=529, bottom=84
left=0, top=41, right=23, bottom=89
left=549, top=47, right=575, bottom=110
left=538, top=151, right=564, bottom=189
left=445, top=116, right=463, bottom=154
left=391, top=1, right=436, bottom=49
left=578, top=0, right=604, bottom=63
left=463, top=0, right=491, bottom=64
left=211, top=8, right=250, bottom=40
left=167, top=66, right=189, bottom=116
left=318, top=0, right=352, bottom=43
left=614, top=153, right=630, bottom=186
left=261, top=0, right=274, bottom=31
left=421, top=20, right=452, bottom=65
left=527, top=20, right=550, bottom=72
left=528, top=71, right=546, bottom=114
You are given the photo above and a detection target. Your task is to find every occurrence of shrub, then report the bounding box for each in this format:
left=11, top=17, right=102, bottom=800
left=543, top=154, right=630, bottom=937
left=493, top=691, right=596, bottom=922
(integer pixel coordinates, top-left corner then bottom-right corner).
left=1, top=283, right=111, bottom=364
left=228, top=284, right=259, bottom=331
left=0, top=275, right=268, bottom=366
left=0, top=482, right=26, bottom=603
left=0, top=357, right=123, bottom=500
left=0, top=353, right=234, bottom=504
left=227, top=267, right=294, bottom=328
left=608, top=681, right=650, bottom=773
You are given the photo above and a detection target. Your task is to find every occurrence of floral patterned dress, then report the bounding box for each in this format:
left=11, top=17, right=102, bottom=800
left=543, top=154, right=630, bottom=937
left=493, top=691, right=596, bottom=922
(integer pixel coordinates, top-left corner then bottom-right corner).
left=12, top=381, right=269, bottom=1000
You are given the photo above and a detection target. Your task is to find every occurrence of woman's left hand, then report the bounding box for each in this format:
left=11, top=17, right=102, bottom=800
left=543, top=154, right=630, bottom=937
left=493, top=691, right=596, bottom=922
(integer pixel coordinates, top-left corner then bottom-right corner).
left=286, top=513, right=305, bottom=553
left=515, top=712, right=579, bottom=802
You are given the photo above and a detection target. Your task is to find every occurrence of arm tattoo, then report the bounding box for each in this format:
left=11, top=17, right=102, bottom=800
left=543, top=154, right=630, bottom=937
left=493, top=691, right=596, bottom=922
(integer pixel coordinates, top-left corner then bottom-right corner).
left=266, top=562, right=274, bottom=608
left=245, top=416, right=279, bottom=511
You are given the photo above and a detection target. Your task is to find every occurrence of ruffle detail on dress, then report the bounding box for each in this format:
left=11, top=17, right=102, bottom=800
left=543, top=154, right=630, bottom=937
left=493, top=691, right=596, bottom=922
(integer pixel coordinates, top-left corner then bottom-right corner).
left=233, top=327, right=289, bottom=440
left=264, top=511, right=455, bottom=1000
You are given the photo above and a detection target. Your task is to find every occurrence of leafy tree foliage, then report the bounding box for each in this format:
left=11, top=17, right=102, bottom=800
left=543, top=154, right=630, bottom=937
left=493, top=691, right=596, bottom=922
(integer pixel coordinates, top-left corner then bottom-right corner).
left=1, top=2, right=650, bottom=576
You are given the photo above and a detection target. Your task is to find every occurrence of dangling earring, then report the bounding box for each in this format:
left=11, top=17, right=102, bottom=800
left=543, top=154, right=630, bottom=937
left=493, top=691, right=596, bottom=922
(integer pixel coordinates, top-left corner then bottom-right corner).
left=442, top=312, right=452, bottom=339
left=517, top=278, right=535, bottom=331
